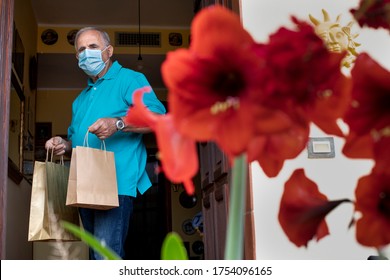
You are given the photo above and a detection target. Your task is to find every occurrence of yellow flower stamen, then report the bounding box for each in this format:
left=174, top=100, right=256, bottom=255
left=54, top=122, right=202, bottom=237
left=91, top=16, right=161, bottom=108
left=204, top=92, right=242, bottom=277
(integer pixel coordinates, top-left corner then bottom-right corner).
left=381, top=126, right=390, bottom=136
left=371, top=126, right=390, bottom=141
left=319, top=89, right=333, bottom=98
left=210, top=97, right=240, bottom=115
left=380, top=126, right=390, bottom=137
left=351, top=100, right=360, bottom=108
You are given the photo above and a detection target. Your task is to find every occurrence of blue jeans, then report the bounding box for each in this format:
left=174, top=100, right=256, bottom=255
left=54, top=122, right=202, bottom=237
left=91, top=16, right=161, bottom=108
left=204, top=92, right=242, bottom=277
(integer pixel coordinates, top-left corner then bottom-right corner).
left=78, top=195, right=134, bottom=260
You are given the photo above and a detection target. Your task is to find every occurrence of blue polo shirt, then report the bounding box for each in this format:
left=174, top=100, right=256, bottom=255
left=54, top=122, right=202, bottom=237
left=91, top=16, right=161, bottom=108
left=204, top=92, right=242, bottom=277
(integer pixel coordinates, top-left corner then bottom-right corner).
left=68, top=61, right=166, bottom=197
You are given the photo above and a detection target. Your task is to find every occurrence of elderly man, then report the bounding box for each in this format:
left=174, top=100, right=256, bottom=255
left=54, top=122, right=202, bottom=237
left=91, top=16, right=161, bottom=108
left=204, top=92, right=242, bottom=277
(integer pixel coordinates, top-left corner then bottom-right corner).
left=45, top=27, right=166, bottom=259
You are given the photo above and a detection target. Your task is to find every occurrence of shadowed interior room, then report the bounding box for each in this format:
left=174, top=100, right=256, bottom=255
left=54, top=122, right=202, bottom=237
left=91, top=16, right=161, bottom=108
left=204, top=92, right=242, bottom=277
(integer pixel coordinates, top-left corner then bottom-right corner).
left=2, top=0, right=247, bottom=260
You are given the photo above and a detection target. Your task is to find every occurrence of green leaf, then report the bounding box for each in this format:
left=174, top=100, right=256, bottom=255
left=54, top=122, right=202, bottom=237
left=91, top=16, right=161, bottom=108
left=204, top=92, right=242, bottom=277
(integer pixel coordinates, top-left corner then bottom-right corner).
left=61, top=221, right=121, bottom=260
left=161, top=232, right=188, bottom=260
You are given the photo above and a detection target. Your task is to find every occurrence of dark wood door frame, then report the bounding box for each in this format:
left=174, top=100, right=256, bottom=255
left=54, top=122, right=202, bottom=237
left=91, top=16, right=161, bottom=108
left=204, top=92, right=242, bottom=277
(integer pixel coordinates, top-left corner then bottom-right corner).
left=0, top=0, right=15, bottom=260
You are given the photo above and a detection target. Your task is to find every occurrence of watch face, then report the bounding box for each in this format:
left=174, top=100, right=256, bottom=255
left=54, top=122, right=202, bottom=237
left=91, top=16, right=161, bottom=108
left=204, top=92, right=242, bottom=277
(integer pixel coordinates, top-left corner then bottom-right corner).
left=116, top=119, right=125, bottom=130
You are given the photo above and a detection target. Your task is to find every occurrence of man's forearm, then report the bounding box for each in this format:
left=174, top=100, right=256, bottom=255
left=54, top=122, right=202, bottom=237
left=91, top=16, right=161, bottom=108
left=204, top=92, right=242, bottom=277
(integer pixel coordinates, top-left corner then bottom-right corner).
left=123, top=126, right=152, bottom=134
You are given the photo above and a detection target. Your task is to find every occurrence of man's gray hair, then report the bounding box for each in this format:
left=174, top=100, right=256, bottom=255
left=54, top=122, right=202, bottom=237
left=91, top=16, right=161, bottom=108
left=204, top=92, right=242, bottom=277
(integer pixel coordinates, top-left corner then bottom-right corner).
left=74, top=27, right=111, bottom=50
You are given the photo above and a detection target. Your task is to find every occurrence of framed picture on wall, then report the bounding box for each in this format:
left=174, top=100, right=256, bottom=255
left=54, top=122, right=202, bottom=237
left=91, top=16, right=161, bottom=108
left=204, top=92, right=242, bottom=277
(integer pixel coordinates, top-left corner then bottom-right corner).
left=41, top=29, right=58, bottom=45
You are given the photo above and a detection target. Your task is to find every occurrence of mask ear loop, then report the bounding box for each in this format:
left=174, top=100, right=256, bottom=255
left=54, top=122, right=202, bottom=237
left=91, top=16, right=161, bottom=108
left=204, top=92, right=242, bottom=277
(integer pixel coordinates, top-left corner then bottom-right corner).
left=102, top=45, right=111, bottom=64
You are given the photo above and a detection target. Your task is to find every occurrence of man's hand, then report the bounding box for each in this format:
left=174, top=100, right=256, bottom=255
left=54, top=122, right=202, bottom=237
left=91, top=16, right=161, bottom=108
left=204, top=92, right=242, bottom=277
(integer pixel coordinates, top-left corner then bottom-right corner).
left=88, top=118, right=117, bottom=140
left=45, top=136, right=69, bottom=156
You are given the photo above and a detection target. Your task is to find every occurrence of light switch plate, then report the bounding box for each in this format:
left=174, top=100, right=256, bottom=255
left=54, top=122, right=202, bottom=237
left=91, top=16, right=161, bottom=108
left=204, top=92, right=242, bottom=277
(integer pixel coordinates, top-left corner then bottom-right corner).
left=307, top=137, right=335, bottom=158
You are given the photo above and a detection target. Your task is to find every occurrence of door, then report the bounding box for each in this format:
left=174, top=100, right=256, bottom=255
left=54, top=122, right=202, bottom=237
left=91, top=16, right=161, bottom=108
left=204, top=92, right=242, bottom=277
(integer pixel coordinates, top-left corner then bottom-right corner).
left=124, top=148, right=172, bottom=260
left=199, top=141, right=256, bottom=260
left=0, top=0, right=15, bottom=259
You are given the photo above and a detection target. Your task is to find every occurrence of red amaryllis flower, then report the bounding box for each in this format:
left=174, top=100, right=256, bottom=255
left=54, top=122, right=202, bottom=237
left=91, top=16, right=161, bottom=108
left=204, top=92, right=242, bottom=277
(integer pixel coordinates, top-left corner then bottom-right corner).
left=124, top=87, right=198, bottom=195
left=162, top=5, right=290, bottom=159
left=351, top=0, right=390, bottom=30
left=278, top=168, right=350, bottom=247
left=344, top=53, right=390, bottom=136
left=355, top=171, right=390, bottom=247
left=254, top=17, right=351, bottom=137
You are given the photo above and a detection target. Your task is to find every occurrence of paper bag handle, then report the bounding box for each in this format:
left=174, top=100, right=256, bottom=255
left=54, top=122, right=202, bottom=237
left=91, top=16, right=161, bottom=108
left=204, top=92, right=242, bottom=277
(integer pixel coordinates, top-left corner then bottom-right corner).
left=84, top=130, right=107, bottom=151
left=46, top=148, right=65, bottom=165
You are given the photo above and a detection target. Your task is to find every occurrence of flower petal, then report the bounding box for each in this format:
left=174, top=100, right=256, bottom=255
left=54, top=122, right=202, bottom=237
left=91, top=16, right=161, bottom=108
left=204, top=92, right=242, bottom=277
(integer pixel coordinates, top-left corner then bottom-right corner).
left=124, top=86, right=158, bottom=128
left=161, top=5, right=267, bottom=158
left=355, top=171, right=390, bottom=247
left=342, top=131, right=374, bottom=159
left=125, top=88, right=198, bottom=195
left=248, top=122, right=309, bottom=177
left=278, top=169, right=348, bottom=247
left=344, top=53, right=390, bottom=136
left=373, top=134, right=390, bottom=176
left=154, top=114, right=198, bottom=195
left=351, top=0, right=390, bottom=30
left=190, top=5, right=255, bottom=56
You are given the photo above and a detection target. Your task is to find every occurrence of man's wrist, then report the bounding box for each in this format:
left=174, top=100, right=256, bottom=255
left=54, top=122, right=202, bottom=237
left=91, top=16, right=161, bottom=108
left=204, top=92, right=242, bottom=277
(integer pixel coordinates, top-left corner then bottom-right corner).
left=115, top=117, right=125, bottom=131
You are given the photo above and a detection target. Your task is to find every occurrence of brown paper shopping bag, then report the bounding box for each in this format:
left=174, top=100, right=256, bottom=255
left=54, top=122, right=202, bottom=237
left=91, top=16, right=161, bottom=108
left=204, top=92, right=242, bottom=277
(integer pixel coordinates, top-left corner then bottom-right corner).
left=66, top=137, right=119, bottom=210
left=28, top=152, right=80, bottom=241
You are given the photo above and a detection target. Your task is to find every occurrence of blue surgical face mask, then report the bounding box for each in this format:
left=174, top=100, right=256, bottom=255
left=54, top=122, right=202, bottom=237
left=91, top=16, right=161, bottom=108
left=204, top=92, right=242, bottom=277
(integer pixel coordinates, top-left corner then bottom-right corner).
left=78, top=47, right=109, bottom=76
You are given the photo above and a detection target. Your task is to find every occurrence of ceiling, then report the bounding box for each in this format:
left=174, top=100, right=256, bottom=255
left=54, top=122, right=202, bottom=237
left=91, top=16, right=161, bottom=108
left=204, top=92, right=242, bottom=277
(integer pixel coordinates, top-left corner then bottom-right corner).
left=31, top=0, right=195, bottom=28
left=30, top=0, right=196, bottom=92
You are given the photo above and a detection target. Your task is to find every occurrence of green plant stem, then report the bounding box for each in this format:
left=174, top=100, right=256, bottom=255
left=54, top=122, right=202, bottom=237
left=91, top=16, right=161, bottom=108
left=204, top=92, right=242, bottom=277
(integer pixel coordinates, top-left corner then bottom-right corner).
left=224, top=153, right=248, bottom=260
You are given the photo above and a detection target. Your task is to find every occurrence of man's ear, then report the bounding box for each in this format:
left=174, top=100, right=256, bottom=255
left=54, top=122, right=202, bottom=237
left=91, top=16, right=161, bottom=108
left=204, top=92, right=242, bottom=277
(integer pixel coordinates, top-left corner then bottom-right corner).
left=108, top=45, right=114, bottom=57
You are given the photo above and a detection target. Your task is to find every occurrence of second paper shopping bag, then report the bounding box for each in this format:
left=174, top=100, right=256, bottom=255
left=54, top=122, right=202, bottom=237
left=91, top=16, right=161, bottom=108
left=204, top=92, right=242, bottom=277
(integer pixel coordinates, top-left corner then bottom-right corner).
left=66, top=145, right=119, bottom=209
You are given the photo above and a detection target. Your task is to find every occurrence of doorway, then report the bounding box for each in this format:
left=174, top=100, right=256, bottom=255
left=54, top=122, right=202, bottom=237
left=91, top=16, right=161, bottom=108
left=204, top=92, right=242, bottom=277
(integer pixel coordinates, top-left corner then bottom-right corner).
left=124, top=148, right=172, bottom=260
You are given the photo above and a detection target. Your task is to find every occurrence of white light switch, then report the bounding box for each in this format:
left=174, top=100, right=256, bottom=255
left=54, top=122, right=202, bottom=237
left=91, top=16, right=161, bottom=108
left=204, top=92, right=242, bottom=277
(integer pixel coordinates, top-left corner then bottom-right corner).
left=312, top=141, right=331, bottom=153
left=307, top=137, right=335, bottom=158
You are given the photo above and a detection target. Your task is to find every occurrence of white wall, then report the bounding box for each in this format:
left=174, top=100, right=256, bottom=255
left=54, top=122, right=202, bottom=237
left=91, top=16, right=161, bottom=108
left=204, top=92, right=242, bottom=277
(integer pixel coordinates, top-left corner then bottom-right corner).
left=241, top=0, right=390, bottom=259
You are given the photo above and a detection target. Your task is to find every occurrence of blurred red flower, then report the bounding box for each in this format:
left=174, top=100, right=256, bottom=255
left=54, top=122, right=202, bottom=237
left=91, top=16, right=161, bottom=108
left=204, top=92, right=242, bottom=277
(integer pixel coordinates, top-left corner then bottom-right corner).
left=355, top=171, right=390, bottom=247
left=245, top=18, right=350, bottom=177
left=254, top=18, right=351, bottom=137
left=344, top=53, right=390, bottom=137
left=278, top=169, right=350, bottom=247
left=351, top=0, right=390, bottom=30
left=125, top=87, right=198, bottom=195
left=162, top=5, right=290, bottom=159
left=342, top=53, right=390, bottom=162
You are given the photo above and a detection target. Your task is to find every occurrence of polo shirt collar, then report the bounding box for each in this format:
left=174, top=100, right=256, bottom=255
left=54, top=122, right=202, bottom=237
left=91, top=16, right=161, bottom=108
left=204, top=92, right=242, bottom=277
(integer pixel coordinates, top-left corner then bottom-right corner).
left=87, top=61, right=122, bottom=86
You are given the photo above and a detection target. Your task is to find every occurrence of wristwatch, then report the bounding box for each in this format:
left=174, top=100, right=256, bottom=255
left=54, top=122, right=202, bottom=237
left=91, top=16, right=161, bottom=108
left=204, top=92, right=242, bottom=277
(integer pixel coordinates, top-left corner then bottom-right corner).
left=115, top=117, right=125, bottom=131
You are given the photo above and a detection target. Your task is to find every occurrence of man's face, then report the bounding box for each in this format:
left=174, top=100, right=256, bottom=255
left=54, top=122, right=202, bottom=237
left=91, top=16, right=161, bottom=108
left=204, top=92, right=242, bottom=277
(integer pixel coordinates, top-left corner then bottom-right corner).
left=76, top=30, right=111, bottom=61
